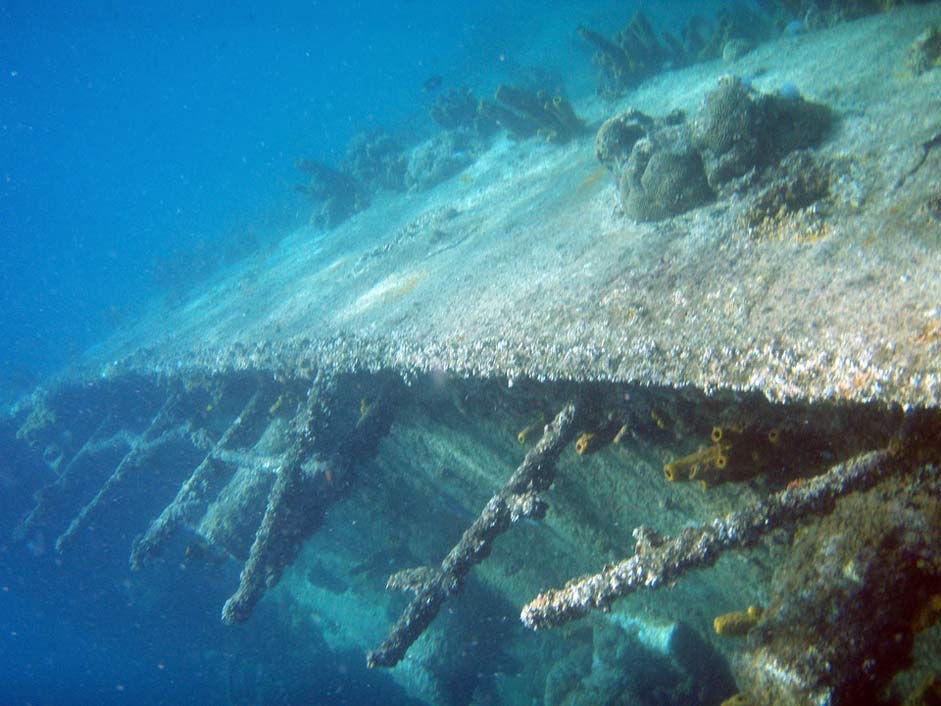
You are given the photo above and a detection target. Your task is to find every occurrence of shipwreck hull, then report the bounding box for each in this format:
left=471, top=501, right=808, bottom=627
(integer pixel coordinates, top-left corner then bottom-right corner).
left=5, top=365, right=933, bottom=705
left=5, top=6, right=941, bottom=706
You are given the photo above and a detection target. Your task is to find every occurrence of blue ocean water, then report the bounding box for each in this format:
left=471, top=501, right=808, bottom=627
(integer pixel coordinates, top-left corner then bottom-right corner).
left=0, top=1, right=806, bottom=705
left=0, top=0, right=707, bottom=383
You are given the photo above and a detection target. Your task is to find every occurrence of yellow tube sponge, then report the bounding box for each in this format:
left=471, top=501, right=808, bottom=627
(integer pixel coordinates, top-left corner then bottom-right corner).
left=713, top=605, right=763, bottom=637
left=517, top=424, right=538, bottom=444
left=576, top=432, right=603, bottom=456
left=663, top=444, right=722, bottom=481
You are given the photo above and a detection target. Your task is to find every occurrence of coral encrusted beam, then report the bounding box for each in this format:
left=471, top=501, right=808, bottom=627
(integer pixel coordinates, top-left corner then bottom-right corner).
left=521, top=446, right=900, bottom=630
left=367, top=401, right=582, bottom=669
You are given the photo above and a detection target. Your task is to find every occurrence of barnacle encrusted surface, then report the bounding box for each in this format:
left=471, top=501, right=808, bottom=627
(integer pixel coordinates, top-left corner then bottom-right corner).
left=73, top=8, right=941, bottom=410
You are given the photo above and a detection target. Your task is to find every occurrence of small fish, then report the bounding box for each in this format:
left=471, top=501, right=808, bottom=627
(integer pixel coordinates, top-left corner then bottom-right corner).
left=423, top=74, right=444, bottom=92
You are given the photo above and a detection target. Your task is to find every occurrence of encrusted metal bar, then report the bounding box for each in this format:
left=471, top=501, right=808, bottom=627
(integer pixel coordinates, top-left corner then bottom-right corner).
left=367, top=401, right=581, bottom=669
left=14, top=414, right=115, bottom=541
left=220, top=380, right=341, bottom=625
left=55, top=395, right=184, bottom=553
left=130, top=391, right=263, bottom=570
left=520, top=447, right=897, bottom=630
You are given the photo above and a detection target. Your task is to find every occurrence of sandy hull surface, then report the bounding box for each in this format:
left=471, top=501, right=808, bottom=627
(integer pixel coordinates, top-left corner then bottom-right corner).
left=94, top=5, right=941, bottom=407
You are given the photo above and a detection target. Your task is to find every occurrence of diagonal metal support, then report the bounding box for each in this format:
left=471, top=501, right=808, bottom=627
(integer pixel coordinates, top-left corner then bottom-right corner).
left=55, top=395, right=184, bottom=553
left=367, top=401, right=582, bottom=669
left=220, top=380, right=342, bottom=625
left=520, top=447, right=903, bottom=630
left=221, top=373, right=397, bottom=625
left=130, top=391, right=265, bottom=570
left=13, top=414, right=116, bottom=542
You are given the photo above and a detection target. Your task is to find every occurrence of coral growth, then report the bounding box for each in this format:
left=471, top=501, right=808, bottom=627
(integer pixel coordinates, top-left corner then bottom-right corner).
left=741, top=151, right=834, bottom=241
left=720, top=694, right=752, bottom=706
left=664, top=423, right=792, bottom=488
left=294, top=159, right=369, bottom=229
left=430, top=86, right=498, bottom=136
left=578, top=11, right=677, bottom=98
left=619, top=122, right=713, bottom=221
left=597, top=77, right=832, bottom=221
left=15, top=394, right=56, bottom=444
left=735, top=468, right=941, bottom=705
left=683, top=4, right=771, bottom=64
left=596, top=107, right=710, bottom=221
left=907, top=26, right=941, bottom=76
left=522, top=441, right=916, bottom=631
left=340, top=130, right=408, bottom=194
left=663, top=443, right=724, bottom=483
left=478, top=84, right=585, bottom=144
left=762, top=0, right=933, bottom=29
left=595, top=109, right=655, bottom=172
left=692, top=76, right=831, bottom=192
left=579, top=8, right=772, bottom=98
left=404, top=129, right=481, bottom=191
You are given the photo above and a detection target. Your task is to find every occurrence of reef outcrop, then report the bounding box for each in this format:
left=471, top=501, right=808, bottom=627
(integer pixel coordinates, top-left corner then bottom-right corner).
left=404, top=129, right=481, bottom=191
left=477, top=84, right=585, bottom=144
left=341, top=130, right=409, bottom=194
left=596, top=76, right=832, bottom=221
left=735, top=465, right=941, bottom=705
left=294, top=159, right=369, bottom=228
